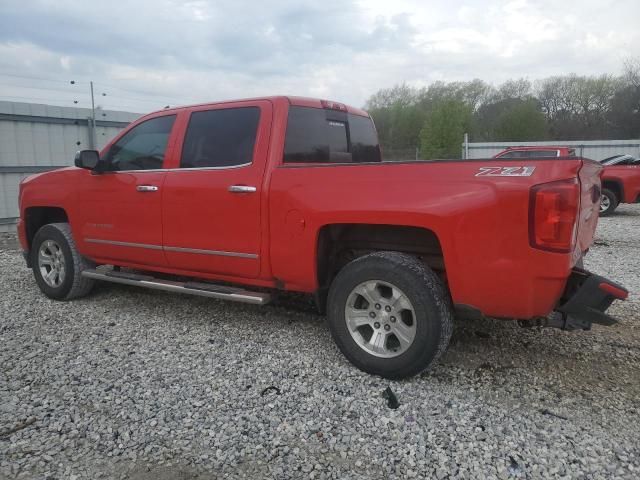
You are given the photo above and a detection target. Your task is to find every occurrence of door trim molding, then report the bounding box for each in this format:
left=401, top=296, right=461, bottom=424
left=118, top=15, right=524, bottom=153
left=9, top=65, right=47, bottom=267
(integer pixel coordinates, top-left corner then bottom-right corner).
left=84, top=238, right=258, bottom=259
left=85, top=238, right=163, bottom=250
left=163, top=245, right=258, bottom=259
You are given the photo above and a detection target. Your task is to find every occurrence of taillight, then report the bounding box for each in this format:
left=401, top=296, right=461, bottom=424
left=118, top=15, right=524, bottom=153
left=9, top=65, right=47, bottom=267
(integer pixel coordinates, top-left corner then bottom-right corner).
left=529, top=178, right=580, bottom=253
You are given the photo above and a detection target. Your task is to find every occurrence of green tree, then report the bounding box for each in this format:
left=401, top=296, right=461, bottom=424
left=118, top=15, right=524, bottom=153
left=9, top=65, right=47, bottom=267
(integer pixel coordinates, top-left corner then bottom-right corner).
left=366, top=80, right=492, bottom=157
left=490, top=99, right=548, bottom=141
left=367, top=83, right=423, bottom=157
left=419, top=100, right=472, bottom=159
left=365, top=83, right=416, bottom=110
left=365, top=60, right=638, bottom=151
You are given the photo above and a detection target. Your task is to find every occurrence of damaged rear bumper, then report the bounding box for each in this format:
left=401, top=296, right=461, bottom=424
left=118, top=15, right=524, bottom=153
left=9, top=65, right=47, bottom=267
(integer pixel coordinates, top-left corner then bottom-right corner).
left=551, top=268, right=628, bottom=330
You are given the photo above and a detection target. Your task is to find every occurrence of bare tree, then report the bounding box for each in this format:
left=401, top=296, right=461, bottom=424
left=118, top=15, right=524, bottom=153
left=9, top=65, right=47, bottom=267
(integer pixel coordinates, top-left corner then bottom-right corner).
left=623, top=57, right=640, bottom=88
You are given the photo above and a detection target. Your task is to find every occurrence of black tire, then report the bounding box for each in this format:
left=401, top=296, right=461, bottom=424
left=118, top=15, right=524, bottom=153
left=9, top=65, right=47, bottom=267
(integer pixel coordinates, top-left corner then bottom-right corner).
left=31, top=223, right=95, bottom=300
left=599, top=189, right=618, bottom=217
left=327, top=251, right=453, bottom=379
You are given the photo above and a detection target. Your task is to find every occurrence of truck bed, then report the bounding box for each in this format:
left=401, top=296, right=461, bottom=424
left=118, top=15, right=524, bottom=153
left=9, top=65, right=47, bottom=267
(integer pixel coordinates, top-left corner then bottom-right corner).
left=269, top=157, right=602, bottom=319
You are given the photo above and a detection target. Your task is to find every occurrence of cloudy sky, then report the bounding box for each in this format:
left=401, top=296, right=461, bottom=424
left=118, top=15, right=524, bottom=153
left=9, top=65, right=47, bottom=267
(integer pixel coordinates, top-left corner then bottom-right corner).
left=0, top=0, right=638, bottom=113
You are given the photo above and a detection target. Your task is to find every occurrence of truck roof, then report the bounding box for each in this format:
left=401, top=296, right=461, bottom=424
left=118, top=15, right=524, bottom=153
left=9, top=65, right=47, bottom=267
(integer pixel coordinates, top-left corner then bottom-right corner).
left=145, top=96, right=370, bottom=119
left=501, top=146, right=570, bottom=151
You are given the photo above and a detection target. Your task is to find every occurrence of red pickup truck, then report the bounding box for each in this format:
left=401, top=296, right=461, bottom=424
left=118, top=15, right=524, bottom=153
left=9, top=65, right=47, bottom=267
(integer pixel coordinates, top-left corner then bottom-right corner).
left=17, top=97, right=628, bottom=379
left=494, top=146, right=640, bottom=215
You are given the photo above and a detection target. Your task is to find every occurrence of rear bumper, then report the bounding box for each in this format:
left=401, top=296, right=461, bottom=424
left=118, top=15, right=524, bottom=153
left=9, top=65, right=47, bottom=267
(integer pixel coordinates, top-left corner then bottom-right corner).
left=554, top=268, right=628, bottom=329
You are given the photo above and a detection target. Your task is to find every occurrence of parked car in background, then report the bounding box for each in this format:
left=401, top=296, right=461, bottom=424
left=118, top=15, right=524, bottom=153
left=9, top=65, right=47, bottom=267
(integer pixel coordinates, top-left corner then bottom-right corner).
left=17, top=100, right=628, bottom=379
left=493, top=147, right=640, bottom=216
left=599, top=156, right=640, bottom=215
left=492, top=146, right=575, bottom=159
left=599, top=154, right=640, bottom=166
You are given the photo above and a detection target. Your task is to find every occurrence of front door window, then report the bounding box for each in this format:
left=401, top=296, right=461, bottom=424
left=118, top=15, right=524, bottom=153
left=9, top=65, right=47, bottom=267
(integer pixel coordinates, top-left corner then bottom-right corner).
left=103, top=115, right=176, bottom=171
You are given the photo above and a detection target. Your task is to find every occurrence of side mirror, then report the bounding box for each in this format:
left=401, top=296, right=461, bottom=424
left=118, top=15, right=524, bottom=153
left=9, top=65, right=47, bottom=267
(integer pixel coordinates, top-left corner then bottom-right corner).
left=74, top=150, right=101, bottom=170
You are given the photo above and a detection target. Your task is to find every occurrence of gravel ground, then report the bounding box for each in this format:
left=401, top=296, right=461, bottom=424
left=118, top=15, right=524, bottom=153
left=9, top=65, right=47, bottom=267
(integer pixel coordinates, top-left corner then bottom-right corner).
left=1, top=206, right=639, bottom=480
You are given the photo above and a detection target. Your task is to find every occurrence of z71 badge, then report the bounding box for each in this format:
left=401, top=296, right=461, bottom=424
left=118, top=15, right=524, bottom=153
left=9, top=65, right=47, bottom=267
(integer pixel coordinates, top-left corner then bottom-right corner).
left=475, top=166, right=536, bottom=177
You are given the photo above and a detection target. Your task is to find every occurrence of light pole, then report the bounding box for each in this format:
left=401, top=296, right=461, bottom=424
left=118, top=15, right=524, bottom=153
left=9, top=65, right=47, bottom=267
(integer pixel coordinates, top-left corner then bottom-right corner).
left=71, top=80, right=105, bottom=150
left=89, top=81, right=97, bottom=149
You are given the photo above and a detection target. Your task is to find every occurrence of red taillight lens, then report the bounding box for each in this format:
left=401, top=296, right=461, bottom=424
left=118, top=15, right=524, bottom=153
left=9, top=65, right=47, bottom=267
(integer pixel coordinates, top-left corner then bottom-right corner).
left=529, top=178, right=580, bottom=253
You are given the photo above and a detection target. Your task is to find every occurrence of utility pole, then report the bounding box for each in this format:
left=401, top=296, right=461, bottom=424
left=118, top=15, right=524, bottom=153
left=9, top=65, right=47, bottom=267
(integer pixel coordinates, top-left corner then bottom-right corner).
left=89, top=81, right=97, bottom=150
left=71, top=79, right=100, bottom=150
left=463, top=133, right=469, bottom=159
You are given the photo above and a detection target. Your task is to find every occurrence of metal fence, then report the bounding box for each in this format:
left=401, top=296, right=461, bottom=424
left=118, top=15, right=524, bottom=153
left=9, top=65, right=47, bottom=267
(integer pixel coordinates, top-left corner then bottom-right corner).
left=462, top=139, right=640, bottom=161
left=382, top=139, right=640, bottom=163
left=0, top=101, right=141, bottom=232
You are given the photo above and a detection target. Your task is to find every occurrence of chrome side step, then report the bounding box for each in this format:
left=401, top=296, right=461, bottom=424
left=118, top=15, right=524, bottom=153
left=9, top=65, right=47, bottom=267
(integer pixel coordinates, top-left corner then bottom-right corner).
left=82, top=269, right=271, bottom=305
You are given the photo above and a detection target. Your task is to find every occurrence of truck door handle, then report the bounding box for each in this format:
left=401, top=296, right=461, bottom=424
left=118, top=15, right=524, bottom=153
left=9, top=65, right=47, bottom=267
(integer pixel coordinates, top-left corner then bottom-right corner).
left=228, top=185, right=257, bottom=193
left=136, top=185, right=159, bottom=192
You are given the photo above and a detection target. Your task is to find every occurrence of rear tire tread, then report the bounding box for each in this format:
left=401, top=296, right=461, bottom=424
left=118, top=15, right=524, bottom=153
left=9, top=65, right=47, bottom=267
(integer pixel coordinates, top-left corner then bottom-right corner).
left=327, top=251, right=453, bottom=379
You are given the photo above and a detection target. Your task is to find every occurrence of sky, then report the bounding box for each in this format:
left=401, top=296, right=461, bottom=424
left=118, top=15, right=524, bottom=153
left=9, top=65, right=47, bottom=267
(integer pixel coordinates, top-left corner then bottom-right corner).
left=0, top=0, right=638, bottom=114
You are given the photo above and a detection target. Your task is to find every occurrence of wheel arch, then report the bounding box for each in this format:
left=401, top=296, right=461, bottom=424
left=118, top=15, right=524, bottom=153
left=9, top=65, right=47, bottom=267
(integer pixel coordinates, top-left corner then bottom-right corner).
left=24, top=206, right=69, bottom=250
left=314, top=223, right=446, bottom=313
left=601, top=179, right=624, bottom=203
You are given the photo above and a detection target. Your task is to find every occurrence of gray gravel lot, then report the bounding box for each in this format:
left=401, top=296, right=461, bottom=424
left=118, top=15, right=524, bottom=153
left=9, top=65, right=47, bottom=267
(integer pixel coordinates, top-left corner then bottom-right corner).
left=1, top=206, right=639, bottom=479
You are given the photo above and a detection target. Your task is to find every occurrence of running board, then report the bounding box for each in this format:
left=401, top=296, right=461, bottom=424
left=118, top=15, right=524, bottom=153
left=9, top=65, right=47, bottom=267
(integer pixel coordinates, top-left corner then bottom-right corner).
left=81, top=269, right=271, bottom=305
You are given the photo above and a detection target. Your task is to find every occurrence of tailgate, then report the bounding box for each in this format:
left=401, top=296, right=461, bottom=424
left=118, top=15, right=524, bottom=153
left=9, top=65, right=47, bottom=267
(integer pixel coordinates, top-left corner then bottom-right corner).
left=576, top=159, right=602, bottom=256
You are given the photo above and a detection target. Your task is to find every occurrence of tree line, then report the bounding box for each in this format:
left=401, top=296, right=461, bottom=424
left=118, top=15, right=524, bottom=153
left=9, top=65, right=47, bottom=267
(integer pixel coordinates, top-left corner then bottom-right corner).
left=364, top=59, right=640, bottom=159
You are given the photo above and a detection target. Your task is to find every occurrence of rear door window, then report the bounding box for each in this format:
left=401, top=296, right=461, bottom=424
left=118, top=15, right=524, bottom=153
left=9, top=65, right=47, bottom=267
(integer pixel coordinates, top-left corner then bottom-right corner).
left=283, top=106, right=381, bottom=163
left=180, top=107, right=260, bottom=169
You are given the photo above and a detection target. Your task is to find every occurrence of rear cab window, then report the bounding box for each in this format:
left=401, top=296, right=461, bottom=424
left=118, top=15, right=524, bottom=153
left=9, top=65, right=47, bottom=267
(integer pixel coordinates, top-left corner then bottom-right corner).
left=283, top=106, right=381, bottom=164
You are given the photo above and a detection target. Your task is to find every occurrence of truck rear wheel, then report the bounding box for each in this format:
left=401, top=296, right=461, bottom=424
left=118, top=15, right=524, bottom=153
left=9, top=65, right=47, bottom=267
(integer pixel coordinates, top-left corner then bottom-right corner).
left=600, top=189, right=618, bottom=216
left=327, top=251, right=453, bottom=379
left=31, top=223, right=95, bottom=300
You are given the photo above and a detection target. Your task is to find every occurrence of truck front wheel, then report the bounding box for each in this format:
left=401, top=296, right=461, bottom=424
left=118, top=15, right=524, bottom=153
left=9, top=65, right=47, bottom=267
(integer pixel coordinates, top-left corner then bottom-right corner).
left=326, top=251, right=453, bottom=379
left=31, top=223, right=96, bottom=300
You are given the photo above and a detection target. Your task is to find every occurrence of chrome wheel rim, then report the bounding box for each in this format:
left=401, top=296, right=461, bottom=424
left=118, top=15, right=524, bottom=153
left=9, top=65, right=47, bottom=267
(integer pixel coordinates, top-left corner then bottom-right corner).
left=600, top=194, right=610, bottom=213
left=345, top=280, right=417, bottom=358
left=38, top=240, right=66, bottom=288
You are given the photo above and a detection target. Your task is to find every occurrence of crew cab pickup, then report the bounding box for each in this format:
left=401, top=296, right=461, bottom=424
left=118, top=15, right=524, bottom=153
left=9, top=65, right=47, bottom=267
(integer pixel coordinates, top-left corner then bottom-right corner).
left=18, top=97, right=628, bottom=379
left=494, top=146, right=640, bottom=216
